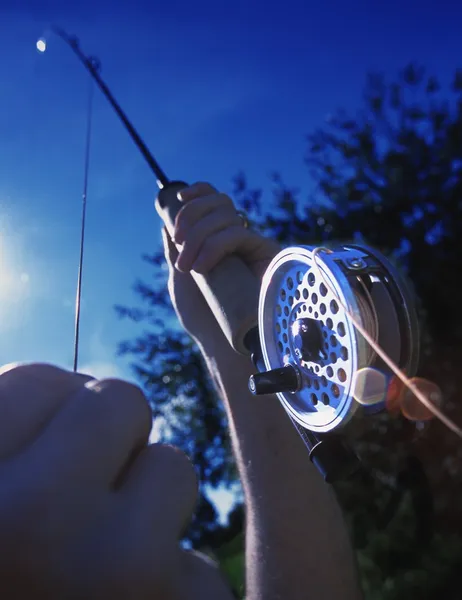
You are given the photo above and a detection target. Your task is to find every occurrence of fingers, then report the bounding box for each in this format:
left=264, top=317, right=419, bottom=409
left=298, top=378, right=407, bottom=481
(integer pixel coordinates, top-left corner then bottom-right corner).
left=173, top=191, right=234, bottom=246
left=160, top=181, right=226, bottom=270
left=174, top=205, right=242, bottom=273
left=185, top=226, right=268, bottom=274
left=177, top=181, right=218, bottom=203
left=172, top=182, right=249, bottom=273
left=0, top=363, right=93, bottom=459
left=27, top=379, right=152, bottom=489
left=159, top=181, right=280, bottom=278
left=122, top=443, right=198, bottom=539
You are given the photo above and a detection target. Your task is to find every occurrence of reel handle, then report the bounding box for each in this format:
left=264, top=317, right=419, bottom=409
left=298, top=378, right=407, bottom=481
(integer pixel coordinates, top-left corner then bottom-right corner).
left=156, top=181, right=260, bottom=355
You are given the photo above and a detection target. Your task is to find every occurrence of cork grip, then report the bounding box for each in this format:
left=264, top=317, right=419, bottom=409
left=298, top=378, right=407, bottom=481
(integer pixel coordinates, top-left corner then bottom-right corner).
left=155, top=181, right=260, bottom=355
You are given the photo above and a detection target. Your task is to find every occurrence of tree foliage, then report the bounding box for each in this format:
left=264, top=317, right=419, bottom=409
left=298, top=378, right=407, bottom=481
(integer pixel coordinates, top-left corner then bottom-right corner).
left=117, top=63, right=462, bottom=598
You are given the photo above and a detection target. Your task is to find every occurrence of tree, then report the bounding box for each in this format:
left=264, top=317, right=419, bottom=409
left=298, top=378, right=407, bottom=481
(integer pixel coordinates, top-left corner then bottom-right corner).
left=116, top=63, right=462, bottom=598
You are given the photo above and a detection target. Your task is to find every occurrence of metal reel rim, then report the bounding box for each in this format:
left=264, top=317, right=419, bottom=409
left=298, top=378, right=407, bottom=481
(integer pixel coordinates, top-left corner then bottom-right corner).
left=345, top=243, right=420, bottom=377
left=258, top=245, right=366, bottom=433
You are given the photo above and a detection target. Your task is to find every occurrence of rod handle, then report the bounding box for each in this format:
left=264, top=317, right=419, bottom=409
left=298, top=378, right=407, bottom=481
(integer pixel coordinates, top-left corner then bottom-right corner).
left=155, top=181, right=260, bottom=355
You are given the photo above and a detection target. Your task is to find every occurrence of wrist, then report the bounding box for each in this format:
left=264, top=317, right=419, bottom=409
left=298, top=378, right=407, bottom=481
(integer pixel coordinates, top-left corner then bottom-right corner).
left=194, top=326, right=241, bottom=360
left=196, top=334, right=255, bottom=381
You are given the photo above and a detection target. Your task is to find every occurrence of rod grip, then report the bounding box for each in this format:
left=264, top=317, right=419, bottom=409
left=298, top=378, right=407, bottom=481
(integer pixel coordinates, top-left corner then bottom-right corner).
left=155, top=181, right=260, bottom=355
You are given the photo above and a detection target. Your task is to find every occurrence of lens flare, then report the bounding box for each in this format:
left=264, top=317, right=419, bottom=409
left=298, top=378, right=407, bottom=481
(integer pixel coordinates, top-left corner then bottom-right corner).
left=309, top=248, right=462, bottom=437
left=352, top=367, right=387, bottom=406
left=36, top=38, right=47, bottom=53
left=400, top=377, right=443, bottom=421
left=385, top=373, right=406, bottom=416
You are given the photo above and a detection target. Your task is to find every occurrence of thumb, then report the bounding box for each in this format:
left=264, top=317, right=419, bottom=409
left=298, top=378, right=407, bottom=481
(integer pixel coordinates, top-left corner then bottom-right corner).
left=161, top=226, right=179, bottom=271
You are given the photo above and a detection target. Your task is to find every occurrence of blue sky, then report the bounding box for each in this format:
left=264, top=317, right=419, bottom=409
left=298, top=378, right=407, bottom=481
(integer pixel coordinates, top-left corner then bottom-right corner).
left=0, top=2, right=460, bottom=384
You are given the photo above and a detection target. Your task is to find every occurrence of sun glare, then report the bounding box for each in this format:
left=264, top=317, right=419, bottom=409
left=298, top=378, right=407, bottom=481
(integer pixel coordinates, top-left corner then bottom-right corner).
left=0, top=233, right=30, bottom=327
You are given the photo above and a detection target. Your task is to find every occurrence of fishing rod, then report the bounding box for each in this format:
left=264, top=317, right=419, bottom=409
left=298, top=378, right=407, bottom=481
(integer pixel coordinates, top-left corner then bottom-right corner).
left=41, top=26, right=260, bottom=357
left=38, top=27, right=454, bottom=486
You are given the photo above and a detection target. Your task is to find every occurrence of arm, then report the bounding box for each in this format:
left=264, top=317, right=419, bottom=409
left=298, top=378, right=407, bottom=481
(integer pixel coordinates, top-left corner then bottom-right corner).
left=197, top=331, right=363, bottom=600
left=156, top=181, right=363, bottom=600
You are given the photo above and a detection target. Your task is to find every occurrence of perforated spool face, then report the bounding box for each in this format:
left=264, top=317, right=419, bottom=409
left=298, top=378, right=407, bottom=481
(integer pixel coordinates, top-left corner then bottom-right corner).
left=259, top=246, right=369, bottom=433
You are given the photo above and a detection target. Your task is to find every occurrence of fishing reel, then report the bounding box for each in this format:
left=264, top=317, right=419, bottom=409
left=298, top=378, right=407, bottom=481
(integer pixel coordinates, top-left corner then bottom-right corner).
left=247, top=244, right=420, bottom=482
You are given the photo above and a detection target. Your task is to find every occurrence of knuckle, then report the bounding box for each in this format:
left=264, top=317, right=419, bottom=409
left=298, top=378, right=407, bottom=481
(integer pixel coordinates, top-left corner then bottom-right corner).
left=0, top=362, right=24, bottom=377
left=92, top=379, right=152, bottom=433
left=217, top=202, right=237, bottom=222
left=217, top=191, right=235, bottom=208
left=231, top=210, right=244, bottom=226
left=0, top=362, right=64, bottom=381
left=0, top=364, right=90, bottom=404
left=150, top=444, right=197, bottom=483
left=174, top=191, right=231, bottom=233
left=192, top=181, right=217, bottom=194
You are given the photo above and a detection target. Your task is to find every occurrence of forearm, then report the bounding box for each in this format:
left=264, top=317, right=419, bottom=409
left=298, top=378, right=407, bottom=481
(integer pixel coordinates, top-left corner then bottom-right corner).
left=198, top=334, right=362, bottom=600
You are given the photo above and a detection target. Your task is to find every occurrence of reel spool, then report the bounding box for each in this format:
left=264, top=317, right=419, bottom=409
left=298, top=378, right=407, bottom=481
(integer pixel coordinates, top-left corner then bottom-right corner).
left=249, top=244, right=420, bottom=480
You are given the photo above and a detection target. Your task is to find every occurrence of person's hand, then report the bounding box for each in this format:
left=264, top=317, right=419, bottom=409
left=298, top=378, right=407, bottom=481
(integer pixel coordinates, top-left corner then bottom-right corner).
left=155, top=181, right=280, bottom=345
left=0, top=363, right=231, bottom=599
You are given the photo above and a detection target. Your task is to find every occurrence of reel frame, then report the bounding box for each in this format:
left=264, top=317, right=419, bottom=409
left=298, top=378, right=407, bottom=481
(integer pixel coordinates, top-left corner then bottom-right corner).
left=248, top=243, right=420, bottom=481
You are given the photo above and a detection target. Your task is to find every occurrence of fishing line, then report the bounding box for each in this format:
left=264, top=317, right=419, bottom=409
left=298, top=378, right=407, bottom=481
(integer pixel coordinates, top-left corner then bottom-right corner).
left=73, top=74, right=94, bottom=372
left=311, top=247, right=462, bottom=438
left=353, top=277, right=379, bottom=366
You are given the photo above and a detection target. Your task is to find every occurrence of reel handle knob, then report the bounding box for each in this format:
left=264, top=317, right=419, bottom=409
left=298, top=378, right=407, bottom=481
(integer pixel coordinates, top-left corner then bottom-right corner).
left=155, top=181, right=260, bottom=356
left=248, top=365, right=301, bottom=395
